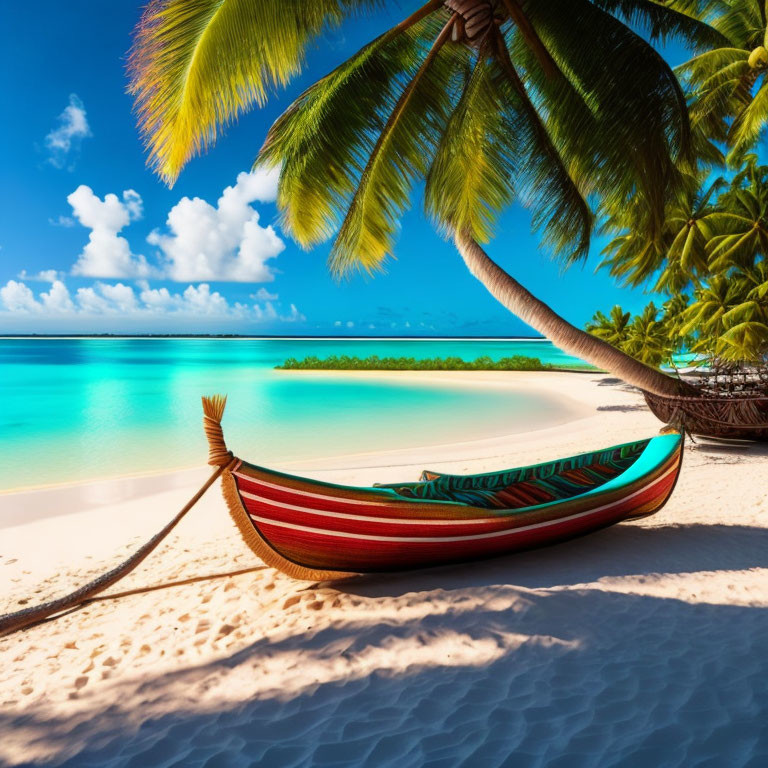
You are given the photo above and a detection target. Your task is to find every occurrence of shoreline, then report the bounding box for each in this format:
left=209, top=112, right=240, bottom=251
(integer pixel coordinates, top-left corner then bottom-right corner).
left=0, top=370, right=589, bottom=501
left=3, top=371, right=767, bottom=766
left=0, top=335, right=554, bottom=341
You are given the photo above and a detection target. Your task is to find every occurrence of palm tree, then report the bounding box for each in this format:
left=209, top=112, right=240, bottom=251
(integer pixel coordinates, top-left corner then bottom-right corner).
left=600, top=174, right=725, bottom=292
left=623, top=302, right=673, bottom=368
left=587, top=302, right=678, bottom=369
left=585, top=305, right=631, bottom=348
left=676, top=0, right=768, bottom=164
left=129, top=0, right=722, bottom=396
left=598, top=160, right=768, bottom=375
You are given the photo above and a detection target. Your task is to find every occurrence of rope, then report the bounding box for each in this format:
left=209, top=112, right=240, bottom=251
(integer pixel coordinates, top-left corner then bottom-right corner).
left=0, top=394, right=238, bottom=637
left=202, top=394, right=233, bottom=466
left=15, top=564, right=268, bottom=634
left=0, top=458, right=237, bottom=637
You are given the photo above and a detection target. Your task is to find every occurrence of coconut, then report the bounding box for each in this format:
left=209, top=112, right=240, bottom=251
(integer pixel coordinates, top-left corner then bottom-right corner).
left=748, top=46, right=768, bottom=69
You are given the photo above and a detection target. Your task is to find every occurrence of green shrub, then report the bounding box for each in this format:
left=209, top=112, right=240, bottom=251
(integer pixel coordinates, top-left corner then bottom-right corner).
left=276, top=355, right=561, bottom=371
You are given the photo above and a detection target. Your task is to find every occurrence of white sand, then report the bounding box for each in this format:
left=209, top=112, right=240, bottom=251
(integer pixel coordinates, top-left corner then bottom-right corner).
left=1, top=372, right=767, bottom=767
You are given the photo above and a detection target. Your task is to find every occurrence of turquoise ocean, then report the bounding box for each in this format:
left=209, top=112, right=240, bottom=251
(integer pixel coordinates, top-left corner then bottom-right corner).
left=0, top=338, right=586, bottom=491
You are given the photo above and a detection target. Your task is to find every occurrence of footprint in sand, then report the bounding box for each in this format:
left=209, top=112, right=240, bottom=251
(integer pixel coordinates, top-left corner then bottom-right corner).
left=217, top=624, right=236, bottom=638
left=195, top=619, right=211, bottom=634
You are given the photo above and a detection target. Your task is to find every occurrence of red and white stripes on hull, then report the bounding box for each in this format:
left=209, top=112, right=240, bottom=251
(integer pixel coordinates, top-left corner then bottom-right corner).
left=228, top=443, right=682, bottom=574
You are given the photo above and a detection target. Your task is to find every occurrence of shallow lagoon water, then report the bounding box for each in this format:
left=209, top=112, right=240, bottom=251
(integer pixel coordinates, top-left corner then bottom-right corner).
left=0, top=338, right=586, bottom=490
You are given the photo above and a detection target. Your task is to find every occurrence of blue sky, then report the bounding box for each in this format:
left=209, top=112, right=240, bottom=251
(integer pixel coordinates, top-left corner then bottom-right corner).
left=0, top=2, right=689, bottom=336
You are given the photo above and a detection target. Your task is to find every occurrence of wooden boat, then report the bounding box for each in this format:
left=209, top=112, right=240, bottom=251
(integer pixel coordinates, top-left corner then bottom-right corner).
left=0, top=396, right=685, bottom=636
left=205, top=398, right=685, bottom=580
left=644, top=390, right=768, bottom=441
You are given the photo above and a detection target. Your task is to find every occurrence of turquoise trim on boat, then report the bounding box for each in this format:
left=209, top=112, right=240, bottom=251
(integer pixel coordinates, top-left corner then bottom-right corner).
left=240, top=431, right=682, bottom=513
left=577, top=432, right=682, bottom=500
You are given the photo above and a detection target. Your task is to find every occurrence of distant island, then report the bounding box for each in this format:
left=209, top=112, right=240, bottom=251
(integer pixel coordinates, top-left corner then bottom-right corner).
left=276, top=355, right=598, bottom=372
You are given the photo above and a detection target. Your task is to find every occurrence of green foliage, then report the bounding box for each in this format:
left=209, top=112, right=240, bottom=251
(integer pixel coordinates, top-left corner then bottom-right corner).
left=593, top=159, right=768, bottom=373
left=274, top=354, right=586, bottom=371
left=129, top=0, right=384, bottom=185
left=586, top=306, right=632, bottom=348
left=675, top=0, right=768, bottom=164
left=587, top=302, right=676, bottom=368
left=131, top=0, right=713, bottom=271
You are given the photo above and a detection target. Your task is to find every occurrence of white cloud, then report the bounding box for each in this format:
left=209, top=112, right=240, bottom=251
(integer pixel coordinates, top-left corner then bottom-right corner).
left=0, top=281, right=39, bottom=313
left=68, top=186, right=153, bottom=279
left=62, top=168, right=285, bottom=285
left=41, top=280, right=76, bottom=313
left=285, top=304, right=306, bottom=322
left=251, top=287, right=278, bottom=301
left=45, top=94, right=91, bottom=169
left=98, top=282, right=139, bottom=313
left=0, top=278, right=305, bottom=329
left=147, top=167, right=284, bottom=282
left=121, top=190, right=144, bottom=221
left=251, top=300, right=305, bottom=323
left=75, top=285, right=112, bottom=314
left=49, top=215, right=76, bottom=228
left=0, top=279, right=74, bottom=314
left=17, top=269, right=59, bottom=283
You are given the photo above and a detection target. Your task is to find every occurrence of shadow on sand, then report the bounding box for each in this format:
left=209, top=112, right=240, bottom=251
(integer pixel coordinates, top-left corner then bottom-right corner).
left=5, top=522, right=768, bottom=768
left=342, top=522, right=768, bottom=597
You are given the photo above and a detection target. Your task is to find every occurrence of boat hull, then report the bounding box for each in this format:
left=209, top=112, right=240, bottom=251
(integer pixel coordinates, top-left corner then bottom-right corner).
left=644, top=391, right=768, bottom=441
left=221, top=434, right=684, bottom=579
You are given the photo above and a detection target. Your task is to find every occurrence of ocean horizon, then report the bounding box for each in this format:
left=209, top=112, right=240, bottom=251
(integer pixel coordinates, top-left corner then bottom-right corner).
left=0, top=337, right=587, bottom=491
left=0, top=334, right=555, bottom=340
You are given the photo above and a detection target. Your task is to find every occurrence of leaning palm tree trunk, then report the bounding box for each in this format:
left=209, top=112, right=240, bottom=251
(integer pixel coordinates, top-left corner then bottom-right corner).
left=455, top=231, right=695, bottom=397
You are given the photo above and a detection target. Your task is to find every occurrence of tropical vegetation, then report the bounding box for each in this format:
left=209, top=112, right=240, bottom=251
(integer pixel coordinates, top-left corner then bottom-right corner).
left=276, top=354, right=590, bottom=371
left=592, top=158, right=768, bottom=391
left=128, top=0, right=730, bottom=398
left=676, top=0, right=768, bottom=166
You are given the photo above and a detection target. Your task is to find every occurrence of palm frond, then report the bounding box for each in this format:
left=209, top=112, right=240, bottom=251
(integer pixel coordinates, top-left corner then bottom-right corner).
left=129, top=0, right=387, bottom=184
left=727, top=79, right=768, bottom=161
left=425, top=52, right=517, bottom=244
left=493, top=33, right=592, bottom=261
left=520, top=0, right=690, bottom=242
left=260, top=10, right=451, bottom=249
left=592, top=0, right=729, bottom=48
left=329, top=15, right=460, bottom=276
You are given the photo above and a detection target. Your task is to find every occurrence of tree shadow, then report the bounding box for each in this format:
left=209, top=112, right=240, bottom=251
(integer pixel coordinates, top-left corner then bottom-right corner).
left=594, top=377, right=623, bottom=386
left=4, top=586, right=767, bottom=768
left=340, top=523, right=768, bottom=598
left=596, top=404, right=649, bottom=412
left=691, top=440, right=768, bottom=459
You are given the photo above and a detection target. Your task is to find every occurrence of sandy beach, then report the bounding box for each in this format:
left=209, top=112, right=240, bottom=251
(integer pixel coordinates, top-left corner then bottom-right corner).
left=1, top=371, right=767, bottom=767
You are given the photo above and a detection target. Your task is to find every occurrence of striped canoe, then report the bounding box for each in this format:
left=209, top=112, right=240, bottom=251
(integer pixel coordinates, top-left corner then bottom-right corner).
left=204, top=397, right=684, bottom=580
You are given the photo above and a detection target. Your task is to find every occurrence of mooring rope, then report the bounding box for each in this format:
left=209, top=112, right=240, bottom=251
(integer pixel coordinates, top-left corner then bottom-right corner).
left=11, top=563, right=268, bottom=635
left=0, top=396, right=238, bottom=638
